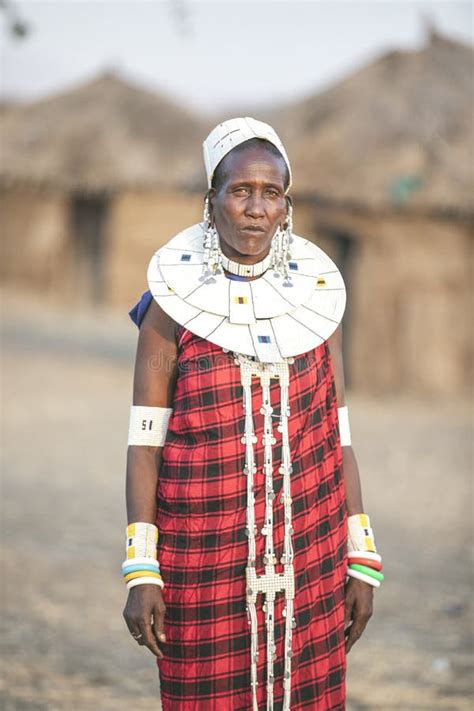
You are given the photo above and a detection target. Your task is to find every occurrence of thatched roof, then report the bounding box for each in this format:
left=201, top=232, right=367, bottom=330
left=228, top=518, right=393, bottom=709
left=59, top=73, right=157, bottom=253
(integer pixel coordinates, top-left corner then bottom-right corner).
left=0, top=72, right=207, bottom=193
left=2, top=32, right=472, bottom=216
left=270, top=31, right=473, bottom=216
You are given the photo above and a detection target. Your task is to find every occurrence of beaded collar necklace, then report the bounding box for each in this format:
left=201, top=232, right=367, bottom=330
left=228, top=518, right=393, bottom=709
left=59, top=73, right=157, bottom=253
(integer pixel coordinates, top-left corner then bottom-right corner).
left=147, top=222, right=346, bottom=363
left=221, top=250, right=272, bottom=278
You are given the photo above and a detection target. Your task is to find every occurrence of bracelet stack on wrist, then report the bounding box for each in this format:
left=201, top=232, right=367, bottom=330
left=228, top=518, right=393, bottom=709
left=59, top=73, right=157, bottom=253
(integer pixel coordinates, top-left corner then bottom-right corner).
left=346, top=514, right=384, bottom=588
left=122, top=522, right=164, bottom=590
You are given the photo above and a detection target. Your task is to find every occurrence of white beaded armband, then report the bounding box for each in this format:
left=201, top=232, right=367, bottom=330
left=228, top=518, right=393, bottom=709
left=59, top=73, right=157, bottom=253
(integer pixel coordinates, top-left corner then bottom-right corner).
left=126, top=522, right=158, bottom=560
left=337, top=406, right=351, bottom=446
left=128, top=405, right=172, bottom=446
left=347, top=513, right=377, bottom=554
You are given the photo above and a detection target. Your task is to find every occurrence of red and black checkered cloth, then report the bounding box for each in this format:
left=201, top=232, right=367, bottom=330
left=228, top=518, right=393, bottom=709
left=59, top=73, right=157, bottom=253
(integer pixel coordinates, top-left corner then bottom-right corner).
left=156, top=325, right=346, bottom=710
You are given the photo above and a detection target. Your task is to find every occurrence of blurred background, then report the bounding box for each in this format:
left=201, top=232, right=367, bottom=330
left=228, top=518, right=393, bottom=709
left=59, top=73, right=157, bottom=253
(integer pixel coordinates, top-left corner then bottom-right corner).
left=1, top=1, right=472, bottom=709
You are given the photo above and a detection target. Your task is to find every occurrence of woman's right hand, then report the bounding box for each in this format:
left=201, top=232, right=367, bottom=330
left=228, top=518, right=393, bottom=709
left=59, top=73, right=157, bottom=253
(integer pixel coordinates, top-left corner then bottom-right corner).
left=123, top=585, right=167, bottom=658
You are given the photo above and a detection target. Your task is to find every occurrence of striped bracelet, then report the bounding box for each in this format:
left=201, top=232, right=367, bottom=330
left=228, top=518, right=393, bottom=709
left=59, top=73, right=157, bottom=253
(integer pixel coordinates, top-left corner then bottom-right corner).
left=349, top=563, right=384, bottom=583
left=347, top=557, right=384, bottom=588
left=122, top=557, right=164, bottom=589
left=347, top=567, right=381, bottom=588
left=348, top=556, right=383, bottom=572
left=127, top=576, right=164, bottom=590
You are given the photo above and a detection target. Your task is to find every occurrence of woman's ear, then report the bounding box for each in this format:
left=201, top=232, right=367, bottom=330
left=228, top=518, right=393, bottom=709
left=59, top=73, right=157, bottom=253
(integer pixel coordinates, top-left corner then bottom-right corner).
left=284, top=194, right=293, bottom=228
left=207, top=188, right=216, bottom=225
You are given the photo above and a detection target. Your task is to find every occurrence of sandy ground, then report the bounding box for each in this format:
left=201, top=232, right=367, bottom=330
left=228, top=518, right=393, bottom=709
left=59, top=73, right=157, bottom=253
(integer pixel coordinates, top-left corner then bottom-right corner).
left=1, top=292, right=473, bottom=710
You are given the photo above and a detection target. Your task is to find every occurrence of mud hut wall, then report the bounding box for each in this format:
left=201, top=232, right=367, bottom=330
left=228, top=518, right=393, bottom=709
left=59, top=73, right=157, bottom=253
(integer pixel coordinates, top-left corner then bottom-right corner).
left=295, top=202, right=472, bottom=395
left=0, top=187, right=71, bottom=295
left=2, top=185, right=470, bottom=397
left=105, top=189, right=203, bottom=308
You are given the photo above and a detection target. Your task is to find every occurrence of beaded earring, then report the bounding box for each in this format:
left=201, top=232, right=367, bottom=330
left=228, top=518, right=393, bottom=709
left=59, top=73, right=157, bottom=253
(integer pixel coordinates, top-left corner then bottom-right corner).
left=201, top=193, right=223, bottom=282
left=270, top=199, right=294, bottom=285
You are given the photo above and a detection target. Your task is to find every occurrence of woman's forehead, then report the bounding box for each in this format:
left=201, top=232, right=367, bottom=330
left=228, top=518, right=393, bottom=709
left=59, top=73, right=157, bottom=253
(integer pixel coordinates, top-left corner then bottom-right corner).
left=223, top=145, right=287, bottom=185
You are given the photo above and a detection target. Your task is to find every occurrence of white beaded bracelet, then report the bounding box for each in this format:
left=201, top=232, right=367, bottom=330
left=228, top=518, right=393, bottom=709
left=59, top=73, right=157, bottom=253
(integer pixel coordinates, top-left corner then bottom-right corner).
left=347, top=567, right=381, bottom=588
left=347, top=550, right=381, bottom=563
left=127, top=576, right=165, bottom=591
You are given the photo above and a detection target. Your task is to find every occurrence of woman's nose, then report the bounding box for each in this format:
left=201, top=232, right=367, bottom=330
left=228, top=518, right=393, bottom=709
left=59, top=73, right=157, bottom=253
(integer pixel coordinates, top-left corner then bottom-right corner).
left=246, top=193, right=265, bottom=218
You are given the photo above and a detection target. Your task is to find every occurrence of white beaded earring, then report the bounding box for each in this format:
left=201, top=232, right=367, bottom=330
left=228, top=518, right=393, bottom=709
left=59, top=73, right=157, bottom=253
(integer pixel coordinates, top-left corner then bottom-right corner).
left=270, top=199, right=294, bottom=285
left=201, top=193, right=223, bottom=282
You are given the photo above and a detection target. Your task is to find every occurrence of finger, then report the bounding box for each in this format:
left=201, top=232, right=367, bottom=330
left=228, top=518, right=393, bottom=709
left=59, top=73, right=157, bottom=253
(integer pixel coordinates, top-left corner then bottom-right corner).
left=344, top=602, right=353, bottom=630
left=141, top=622, right=164, bottom=658
left=131, top=628, right=146, bottom=646
left=345, top=605, right=372, bottom=654
left=345, top=619, right=364, bottom=654
left=344, top=588, right=355, bottom=629
left=152, top=608, right=167, bottom=645
left=124, top=615, right=146, bottom=646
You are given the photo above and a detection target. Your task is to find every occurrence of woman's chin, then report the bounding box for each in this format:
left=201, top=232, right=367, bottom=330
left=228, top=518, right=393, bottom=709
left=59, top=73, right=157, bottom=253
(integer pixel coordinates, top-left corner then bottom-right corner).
left=234, top=240, right=270, bottom=259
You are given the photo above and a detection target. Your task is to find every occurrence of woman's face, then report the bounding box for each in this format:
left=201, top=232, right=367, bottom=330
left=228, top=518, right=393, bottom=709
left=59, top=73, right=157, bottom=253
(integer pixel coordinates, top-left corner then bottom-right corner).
left=209, top=144, right=288, bottom=264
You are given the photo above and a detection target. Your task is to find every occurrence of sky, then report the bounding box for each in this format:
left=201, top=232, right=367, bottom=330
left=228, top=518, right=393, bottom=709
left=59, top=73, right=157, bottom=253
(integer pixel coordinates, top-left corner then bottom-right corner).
left=0, top=0, right=472, bottom=114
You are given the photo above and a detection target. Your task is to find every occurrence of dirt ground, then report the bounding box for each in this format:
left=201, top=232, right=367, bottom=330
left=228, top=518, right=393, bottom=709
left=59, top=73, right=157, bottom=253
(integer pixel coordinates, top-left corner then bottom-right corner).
left=1, top=291, right=473, bottom=710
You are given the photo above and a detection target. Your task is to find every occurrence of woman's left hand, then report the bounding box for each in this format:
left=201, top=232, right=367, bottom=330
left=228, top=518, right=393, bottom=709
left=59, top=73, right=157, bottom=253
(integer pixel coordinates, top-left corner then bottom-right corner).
left=344, top=577, right=374, bottom=653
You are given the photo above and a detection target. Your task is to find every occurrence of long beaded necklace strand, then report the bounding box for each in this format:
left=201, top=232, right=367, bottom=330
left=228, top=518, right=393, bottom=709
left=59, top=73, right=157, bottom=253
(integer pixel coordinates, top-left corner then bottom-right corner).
left=234, top=353, right=296, bottom=711
left=224, top=271, right=296, bottom=710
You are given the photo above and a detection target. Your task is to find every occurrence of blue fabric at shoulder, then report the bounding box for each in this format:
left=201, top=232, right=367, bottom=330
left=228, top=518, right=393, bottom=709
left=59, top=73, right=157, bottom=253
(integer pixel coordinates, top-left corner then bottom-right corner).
left=128, top=289, right=153, bottom=328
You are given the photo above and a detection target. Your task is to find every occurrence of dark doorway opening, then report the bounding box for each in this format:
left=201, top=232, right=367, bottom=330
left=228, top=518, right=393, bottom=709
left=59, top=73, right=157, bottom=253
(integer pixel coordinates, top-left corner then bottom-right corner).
left=316, top=225, right=358, bottom=388
left=70, top=193, right=110, bottom=304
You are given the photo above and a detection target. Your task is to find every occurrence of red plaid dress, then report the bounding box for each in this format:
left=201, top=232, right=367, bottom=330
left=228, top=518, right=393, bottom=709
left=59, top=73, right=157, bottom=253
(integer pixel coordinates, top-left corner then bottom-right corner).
left=156, top=324, right=346, bottom=710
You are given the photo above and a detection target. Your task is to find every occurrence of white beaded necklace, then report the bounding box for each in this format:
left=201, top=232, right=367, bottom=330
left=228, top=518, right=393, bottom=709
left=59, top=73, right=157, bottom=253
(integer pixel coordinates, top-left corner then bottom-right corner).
left=148, top=223, right=346, bottom=362
left=221, top=250, right=272, bottom=278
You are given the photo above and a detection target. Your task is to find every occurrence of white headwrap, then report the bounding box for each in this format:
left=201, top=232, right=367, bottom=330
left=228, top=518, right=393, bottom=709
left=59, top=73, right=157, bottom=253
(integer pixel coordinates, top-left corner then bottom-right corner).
left=203, top=117, right=292, bottom=191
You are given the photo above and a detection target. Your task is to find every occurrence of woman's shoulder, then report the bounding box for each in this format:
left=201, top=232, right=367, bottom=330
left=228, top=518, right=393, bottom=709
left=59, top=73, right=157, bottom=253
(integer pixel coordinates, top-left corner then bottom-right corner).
left=128, top=290, right=181, bottom=347
left=128, top=289, right=154, bottom=329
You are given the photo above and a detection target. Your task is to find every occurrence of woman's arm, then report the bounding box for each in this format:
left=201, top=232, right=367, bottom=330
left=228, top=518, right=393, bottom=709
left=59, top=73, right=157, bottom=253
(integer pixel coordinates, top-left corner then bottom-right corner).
left=126, top=299, right=178, bottom=523
left=328, top=324, right=364, bottom=516
left=328, top=324, right=374, bottom=654
left=123, top=298, right=179, bottom=658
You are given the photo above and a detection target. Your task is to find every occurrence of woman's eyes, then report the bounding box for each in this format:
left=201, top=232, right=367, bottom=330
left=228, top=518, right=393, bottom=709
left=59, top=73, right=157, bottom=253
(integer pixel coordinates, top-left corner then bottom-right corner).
left=233, top=187, right=280, bottom=197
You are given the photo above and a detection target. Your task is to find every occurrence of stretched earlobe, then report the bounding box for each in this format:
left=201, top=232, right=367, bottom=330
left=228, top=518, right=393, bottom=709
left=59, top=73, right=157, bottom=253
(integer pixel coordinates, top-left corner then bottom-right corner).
left=204, top=189, right=216, bottom=227
left=284, top=197, right=293, bottom=232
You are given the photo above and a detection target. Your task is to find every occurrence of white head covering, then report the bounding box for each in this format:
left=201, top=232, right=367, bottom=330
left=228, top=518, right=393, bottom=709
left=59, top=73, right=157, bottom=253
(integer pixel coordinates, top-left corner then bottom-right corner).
left=203, top=117, right=292, bottom=191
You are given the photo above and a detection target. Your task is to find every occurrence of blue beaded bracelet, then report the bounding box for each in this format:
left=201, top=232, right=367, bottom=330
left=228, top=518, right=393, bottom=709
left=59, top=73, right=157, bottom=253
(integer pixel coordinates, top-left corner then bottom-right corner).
left=123, top=563, right=160, bottom=576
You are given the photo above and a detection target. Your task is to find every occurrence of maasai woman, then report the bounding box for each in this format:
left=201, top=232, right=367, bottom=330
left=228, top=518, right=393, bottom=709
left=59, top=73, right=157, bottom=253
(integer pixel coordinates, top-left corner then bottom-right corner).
left=123, top=118, right=383, bottom=711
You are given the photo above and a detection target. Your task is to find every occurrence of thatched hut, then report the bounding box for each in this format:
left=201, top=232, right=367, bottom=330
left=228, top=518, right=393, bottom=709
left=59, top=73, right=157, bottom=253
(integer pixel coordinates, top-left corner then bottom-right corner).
left=1, top=72, right=206, bottom=305
left=265, top=30, right=473, bottom=395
